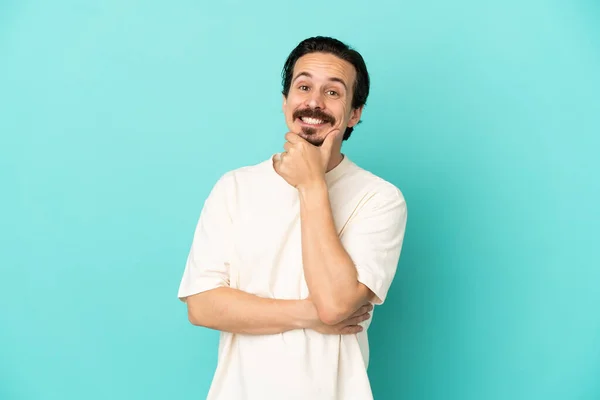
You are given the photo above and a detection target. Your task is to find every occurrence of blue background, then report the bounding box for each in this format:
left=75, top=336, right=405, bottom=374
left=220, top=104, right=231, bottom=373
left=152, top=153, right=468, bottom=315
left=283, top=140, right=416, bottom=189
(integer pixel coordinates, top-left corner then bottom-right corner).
left=1, top=1, right=599, bottom=399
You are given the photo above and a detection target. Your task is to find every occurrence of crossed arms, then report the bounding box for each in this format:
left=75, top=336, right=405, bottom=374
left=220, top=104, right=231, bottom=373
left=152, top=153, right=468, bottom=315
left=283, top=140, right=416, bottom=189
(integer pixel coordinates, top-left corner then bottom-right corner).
left=180, top=177, right=406, bottom=335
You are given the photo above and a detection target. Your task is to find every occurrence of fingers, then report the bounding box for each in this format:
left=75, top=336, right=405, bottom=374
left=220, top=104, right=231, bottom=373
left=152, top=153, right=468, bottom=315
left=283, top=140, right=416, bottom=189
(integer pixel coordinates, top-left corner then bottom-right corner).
left=340, top=325, right=363, bottom=334
left=335, top=308, right=371, bottom=335
left=285, top=132, right=304, bottom=144
left=282, top=133, right=302, bottom=154
left=316, top=310, right=370, bottom=335
left=345, top=312, right=371, bottom=326
left=313, top=303, right=373, bottom=335
left=350, top=303, right=374, bottom=318
left=272, top=152, right=284, bottom=173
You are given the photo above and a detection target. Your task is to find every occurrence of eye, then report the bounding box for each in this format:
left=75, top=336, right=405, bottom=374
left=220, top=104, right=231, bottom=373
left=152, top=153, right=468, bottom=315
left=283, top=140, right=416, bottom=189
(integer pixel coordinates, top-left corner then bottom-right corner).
left=327, top=90, right=339, bottom=97
left=299, top=85, right=310, bottom=91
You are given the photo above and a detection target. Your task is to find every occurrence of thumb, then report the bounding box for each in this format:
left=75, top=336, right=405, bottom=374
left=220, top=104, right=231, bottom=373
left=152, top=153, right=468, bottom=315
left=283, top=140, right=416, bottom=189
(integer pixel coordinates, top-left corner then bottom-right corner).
left=321, top=128, right=341, bottom=153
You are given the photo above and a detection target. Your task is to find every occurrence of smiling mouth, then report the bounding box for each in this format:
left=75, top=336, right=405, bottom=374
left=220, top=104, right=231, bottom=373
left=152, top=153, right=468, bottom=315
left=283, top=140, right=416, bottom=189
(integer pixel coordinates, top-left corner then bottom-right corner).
left=297, top=117, right=328, bottom=127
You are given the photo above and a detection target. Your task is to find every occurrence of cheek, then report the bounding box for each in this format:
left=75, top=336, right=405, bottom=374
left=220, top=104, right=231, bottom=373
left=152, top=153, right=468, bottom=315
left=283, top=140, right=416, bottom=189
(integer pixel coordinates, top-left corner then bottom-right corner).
left=336, top=102, right=351, bottom=121
left=337, top=98, right=350, bottom=112
left=285, top=97, right=302, bottom=112
left=283, top=102, right=295, bottom=118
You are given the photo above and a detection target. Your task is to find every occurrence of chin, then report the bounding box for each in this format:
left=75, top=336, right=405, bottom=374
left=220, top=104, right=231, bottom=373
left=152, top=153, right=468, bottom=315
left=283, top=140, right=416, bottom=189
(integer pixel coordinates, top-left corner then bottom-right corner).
left=300, top=132, right=325, bottom=147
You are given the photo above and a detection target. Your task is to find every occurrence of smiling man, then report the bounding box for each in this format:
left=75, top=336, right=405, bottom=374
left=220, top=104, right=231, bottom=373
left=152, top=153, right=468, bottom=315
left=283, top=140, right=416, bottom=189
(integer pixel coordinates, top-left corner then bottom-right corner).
left=177, top=36, right=408, bottom=400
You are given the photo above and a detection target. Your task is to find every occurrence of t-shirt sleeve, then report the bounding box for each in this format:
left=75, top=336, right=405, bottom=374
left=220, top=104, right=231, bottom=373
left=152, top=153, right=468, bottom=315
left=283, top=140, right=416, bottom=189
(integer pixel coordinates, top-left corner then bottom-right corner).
left=340, top=187, right=407, bottom=305
left=177, top=173, right=234, bottom=302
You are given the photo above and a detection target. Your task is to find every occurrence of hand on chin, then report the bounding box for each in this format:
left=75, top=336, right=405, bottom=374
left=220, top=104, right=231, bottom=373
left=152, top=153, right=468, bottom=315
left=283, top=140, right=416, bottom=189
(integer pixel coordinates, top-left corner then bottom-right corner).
left=273, top=128, right=342, bottom=189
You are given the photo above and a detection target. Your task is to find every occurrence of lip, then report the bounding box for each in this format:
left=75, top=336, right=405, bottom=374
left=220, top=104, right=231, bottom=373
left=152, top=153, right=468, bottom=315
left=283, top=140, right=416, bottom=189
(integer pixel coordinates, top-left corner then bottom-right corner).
left=296, top=117, right=329, bottom=129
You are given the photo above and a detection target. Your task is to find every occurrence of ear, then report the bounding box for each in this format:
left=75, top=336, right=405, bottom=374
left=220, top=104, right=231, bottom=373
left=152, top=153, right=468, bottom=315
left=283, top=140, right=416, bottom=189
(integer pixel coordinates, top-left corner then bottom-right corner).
left=347, top=105, right=364, bottom=128
left=282, top=94, right=287, bottom=111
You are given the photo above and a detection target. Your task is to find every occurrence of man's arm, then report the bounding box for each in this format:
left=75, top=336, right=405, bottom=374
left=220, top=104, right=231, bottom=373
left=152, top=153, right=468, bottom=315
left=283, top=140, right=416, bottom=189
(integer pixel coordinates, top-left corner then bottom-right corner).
left=183, top=287, right=371, bottom=335
left=184, top=287, right=314, bottom=335
left=178, top=172, right=370, bottom=335
left=273, top=131, right=406, bottom=327
left=298, top=181, right=375, bottom=325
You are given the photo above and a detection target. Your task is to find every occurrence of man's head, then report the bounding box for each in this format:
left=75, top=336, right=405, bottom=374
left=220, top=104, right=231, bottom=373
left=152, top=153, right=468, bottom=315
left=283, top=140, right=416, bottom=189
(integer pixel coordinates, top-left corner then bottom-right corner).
left=281, top=36, right=370, bottom=147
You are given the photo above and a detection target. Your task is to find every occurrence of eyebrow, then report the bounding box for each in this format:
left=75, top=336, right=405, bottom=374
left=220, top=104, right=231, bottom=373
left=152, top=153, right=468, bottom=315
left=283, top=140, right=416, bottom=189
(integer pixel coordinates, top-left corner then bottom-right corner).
left=292, top=72, right=348, bottom=91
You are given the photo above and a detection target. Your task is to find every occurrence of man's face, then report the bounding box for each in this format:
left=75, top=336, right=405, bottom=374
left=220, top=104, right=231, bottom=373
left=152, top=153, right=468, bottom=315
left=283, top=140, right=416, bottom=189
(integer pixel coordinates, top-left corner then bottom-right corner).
left=283, top=52, right=363, bottom=147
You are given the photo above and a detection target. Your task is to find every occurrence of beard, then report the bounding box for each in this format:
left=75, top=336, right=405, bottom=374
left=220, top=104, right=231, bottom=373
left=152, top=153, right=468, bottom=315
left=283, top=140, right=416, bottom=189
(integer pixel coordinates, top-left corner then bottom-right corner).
left=300, top=127, right=323, bottom=146
left=293, top=107, right=336, bottom=147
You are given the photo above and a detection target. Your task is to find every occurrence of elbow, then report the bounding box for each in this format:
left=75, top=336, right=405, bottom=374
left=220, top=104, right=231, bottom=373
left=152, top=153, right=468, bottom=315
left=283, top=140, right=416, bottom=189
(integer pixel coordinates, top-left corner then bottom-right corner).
left=187, top=308, right=203, bottom=326
left=188, top=308, right=214, bottom=328
left=316, top=303, right=352, bottom=326
left=186, top=298, right=209, bottom=327
left=184, top=288, right=226, bottom=329
left=316, top=284, right=375, bottom=325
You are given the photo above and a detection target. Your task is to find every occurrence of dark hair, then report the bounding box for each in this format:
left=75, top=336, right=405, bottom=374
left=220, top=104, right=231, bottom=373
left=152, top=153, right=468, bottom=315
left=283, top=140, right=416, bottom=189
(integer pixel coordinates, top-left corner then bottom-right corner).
left=281, top=36, right=370, bottom=141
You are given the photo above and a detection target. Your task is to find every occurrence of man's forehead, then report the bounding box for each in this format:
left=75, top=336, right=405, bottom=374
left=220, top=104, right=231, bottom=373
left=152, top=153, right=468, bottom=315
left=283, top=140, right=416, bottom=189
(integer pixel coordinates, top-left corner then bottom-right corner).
left=292, top=53, right=356, bottom=84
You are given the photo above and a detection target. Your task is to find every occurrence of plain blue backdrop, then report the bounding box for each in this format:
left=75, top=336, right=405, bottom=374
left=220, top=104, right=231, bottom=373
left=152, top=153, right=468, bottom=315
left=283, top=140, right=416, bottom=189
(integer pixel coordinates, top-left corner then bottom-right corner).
left=1, top=1, right=599, bottom=399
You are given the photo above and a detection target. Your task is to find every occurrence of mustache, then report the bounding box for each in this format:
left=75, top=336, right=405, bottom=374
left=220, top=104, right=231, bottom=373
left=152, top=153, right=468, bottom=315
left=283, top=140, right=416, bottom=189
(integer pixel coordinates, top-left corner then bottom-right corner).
left=293, top=108, right=336, bottom=125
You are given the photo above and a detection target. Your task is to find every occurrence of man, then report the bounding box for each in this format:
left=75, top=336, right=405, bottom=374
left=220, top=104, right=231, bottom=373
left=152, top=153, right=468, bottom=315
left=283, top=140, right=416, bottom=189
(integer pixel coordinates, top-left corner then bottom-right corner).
left=177, top=36, right=407, bottom=400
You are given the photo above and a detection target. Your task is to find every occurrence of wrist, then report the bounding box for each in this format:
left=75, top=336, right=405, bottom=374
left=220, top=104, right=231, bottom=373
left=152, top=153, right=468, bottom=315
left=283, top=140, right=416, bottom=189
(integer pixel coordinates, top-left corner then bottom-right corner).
left=297, top=178, right=327, bottom=199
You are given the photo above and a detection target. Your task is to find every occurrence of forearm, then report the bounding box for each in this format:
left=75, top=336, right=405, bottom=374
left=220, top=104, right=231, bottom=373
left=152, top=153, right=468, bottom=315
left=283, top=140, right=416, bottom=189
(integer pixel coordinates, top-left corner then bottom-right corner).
left=298, top=181, right=371, bottom=324
left=185, top=287, right=317, bottom=335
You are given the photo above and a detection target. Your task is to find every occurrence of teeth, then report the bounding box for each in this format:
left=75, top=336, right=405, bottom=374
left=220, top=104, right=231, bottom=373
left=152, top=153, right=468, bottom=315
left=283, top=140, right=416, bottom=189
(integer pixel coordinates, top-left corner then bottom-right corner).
left=301, top=117, right=324, bottom=125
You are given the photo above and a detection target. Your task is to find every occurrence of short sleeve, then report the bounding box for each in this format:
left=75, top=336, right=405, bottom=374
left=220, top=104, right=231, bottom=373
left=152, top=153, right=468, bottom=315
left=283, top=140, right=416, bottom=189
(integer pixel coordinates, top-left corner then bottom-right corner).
left=340, top=188, right=407, bottom=305
left=177, top=173, right=235, bottom=302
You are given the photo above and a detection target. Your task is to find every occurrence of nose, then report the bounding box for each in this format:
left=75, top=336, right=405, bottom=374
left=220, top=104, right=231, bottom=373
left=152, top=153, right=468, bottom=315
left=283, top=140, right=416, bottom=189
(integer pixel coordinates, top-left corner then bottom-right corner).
left=306, top=90, right=325, bottom=109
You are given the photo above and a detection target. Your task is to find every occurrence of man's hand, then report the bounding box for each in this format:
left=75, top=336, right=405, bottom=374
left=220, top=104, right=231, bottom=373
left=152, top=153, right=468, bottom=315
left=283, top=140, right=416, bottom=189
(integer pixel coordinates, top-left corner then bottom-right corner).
left=273, top=129, right=341, bottom=190
left=308, top=300, right=373, bottom=335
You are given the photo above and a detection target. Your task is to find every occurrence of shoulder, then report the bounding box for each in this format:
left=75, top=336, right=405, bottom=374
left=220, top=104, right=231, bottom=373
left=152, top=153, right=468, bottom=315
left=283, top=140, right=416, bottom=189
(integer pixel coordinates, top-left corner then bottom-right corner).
left=212, top=156, right=275, bottom=191
left=200, top=157, right=274, bottom=218
left=342, top=158, right=407, bottom=210
left=217, top=158, right=273, bottom=185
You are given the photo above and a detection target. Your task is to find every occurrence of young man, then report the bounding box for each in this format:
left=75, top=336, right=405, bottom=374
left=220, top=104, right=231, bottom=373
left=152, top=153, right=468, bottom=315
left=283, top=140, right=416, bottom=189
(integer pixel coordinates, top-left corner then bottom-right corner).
left=178, top=36, right=408, bottom=400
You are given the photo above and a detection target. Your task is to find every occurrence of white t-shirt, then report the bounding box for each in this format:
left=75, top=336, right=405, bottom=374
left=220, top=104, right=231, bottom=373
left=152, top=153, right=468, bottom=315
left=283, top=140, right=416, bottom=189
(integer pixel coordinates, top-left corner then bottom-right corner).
left=178, top=153, right=407, bottom=400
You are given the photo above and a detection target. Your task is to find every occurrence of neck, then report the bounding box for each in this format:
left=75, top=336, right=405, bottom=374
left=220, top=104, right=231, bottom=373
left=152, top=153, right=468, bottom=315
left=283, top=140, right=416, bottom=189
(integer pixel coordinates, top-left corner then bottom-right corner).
left=326, top=151, right=344, bottom=173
